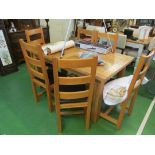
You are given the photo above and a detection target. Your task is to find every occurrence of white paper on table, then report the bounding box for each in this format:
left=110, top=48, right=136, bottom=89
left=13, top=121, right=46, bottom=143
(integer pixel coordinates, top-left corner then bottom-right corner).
left=42, top=40, right=75, bottom=55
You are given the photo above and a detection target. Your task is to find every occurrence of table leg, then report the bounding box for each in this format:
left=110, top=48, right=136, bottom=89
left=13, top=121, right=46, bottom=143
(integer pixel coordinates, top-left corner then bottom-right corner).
left=91, top=80, right=104, bottom=123
left=117, top=67, right=126, bottom=78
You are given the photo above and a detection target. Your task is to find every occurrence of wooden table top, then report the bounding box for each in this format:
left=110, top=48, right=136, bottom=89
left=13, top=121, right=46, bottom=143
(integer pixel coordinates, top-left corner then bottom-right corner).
left=126, top=37, right=152, bottom=45
left=119, top=32, right=152, bottom=45
left=45, top=47, right=134, bottom=82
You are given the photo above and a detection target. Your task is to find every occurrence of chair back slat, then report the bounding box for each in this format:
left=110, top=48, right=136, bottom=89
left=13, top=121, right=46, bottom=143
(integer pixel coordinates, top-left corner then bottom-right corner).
left=29, top=39, right=43, bottom=45
left=33, top=78, right=46, bottom=88
left=21, top=40, right=41, bottom=55
left=59, top=76, right=91, bottom=85
left=30, top=67, right=45, bottom=80
left=60, top=90, right=89, bottom=100
left=60, top=102, right=88, bottom=109
left=26, top=55, right=42, bottom=68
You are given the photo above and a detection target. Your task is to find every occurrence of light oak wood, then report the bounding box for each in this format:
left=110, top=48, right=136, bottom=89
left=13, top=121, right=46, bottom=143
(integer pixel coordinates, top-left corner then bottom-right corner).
left=25, top=27, right=46, bottom=70
left=52, top=56, right=98, bottom=132
left=104, top=106, right=115, bottom=115
left=60, top=110, right=84, bottom=115
left=60, top=90, right=89, bottom=100
left=100, top=49, right=155, bottom=129
left=25, top=27, right=45, bottom=45
left=26, top=56, right=42, bottom=67
left=45, top=47, right=134, bottom=82
left=59, top=76, right=91, bottom=85
left=100, top=112, right=117, bottom=125
left=19, top=39, right=53, bottom=111
left=94, top=32, right=118, bottom=53
left=60, top=102, right=88, bottom=109
left=77, top=27, right=95, bottom=43
left=45, top=47, right=134, bottom=123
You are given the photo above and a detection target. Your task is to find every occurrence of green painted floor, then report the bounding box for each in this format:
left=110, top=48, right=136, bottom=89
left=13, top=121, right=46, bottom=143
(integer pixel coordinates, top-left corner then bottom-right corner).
left=142, top=99, right=155, bottom=135
left=0, top=63, right=154, bottom=135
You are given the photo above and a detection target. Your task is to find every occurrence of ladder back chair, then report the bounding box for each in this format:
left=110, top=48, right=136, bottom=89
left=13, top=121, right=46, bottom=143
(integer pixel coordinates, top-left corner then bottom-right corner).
left=100, top=49, right=155, bottom=129
left=52, top=56, right=98, bottom=132
left=25, top=27, right=45, bottom=45
left=19, top=39, right=53, bottom=111
left=25, top=27, right=55, bottom=82
left=77, top=27, right=95, bottom=43
left=94, top=32, right=118, bottom=53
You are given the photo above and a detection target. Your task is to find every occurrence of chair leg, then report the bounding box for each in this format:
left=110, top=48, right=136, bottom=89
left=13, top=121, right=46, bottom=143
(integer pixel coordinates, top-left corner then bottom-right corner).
left=117, top=102, right=127, bottom=129
left=128, top=89, right=138, bottom=115
left=46, top=86, right=53, bottom=112
left=58, top=116, right=62, bottom=133
left=32, top=82, right=39, bottom=102
left=85, top=106, right=91, bottom=130
left=84, top=107, right=87, bottom=119
left=57, top=111, right=62, bottom=133
left=121, top=49, right=125, bottom=54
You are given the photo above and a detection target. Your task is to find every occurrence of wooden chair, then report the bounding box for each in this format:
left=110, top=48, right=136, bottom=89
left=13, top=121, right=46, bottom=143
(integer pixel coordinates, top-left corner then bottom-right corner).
left=19, top=39, right=53, bottom=111
left=52, top=56, right=98, bottom=132
left=100, top=50, right=155, bottom=128
left=77, top=27, right=95, bottom=43
left=25, top=27, right=45, bottom=45
left=94, top=32, right=118, bottom=53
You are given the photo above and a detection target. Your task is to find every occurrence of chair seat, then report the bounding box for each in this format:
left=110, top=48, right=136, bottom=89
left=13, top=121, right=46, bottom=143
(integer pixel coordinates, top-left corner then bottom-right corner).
left=103, top=75, right=133, bottom=106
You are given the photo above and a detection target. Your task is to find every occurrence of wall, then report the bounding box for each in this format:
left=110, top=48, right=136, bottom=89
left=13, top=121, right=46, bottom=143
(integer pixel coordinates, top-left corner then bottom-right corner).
left=40, top=19, right=74, bottom=43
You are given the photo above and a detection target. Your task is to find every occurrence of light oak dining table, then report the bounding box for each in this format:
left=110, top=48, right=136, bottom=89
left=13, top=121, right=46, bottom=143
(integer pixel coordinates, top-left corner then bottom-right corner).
left=45, top=47, right=134, bottom=123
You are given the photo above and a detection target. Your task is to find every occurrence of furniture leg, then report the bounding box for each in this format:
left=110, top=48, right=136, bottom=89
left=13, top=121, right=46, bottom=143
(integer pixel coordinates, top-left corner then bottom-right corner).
left=117, top=102, right=127, bottom=129
left=117, top=67, right=126, bottom=78
left=92, top=80, right=104, bottom=123
left=32, top=82, right=39, bottom=102
left=86, top=106, right=91, bottom=130
left=57, top=114, right=62, bottom=133
left=84, top=107, right=87, bottom=120
left=55, top=102, right=62, bottom=133
left=46, top=86, right=53, bottom=112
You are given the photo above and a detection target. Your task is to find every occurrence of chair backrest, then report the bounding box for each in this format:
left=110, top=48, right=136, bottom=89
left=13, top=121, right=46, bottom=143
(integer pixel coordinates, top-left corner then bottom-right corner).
left=52, top=56, right=97, bottom=108
left=128, top=49, right=155, bottom=95
left=19, top=39, right=50, bottom=89
left=148, top=37, right=155, bottom=51
left=94, top=32, right=118, bottom=53
left=117, top=34, right=127, bottom=49
left=77, top=27, right=95, bottom=43
left=25, top=27, right=45, bottom=45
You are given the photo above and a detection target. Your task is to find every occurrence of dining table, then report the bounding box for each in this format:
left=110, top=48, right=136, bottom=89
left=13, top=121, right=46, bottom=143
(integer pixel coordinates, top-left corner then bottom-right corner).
left=45, top=47, right=134, bottom=123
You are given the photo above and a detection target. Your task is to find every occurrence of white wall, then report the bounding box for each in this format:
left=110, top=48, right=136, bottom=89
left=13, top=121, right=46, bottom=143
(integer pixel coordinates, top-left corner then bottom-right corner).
left=40, top=19, right=74, bottom=43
